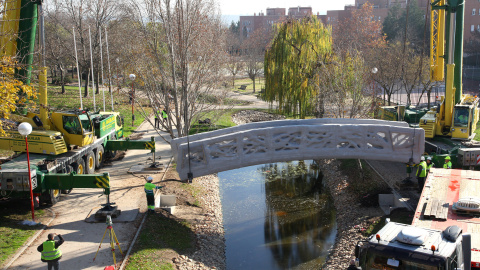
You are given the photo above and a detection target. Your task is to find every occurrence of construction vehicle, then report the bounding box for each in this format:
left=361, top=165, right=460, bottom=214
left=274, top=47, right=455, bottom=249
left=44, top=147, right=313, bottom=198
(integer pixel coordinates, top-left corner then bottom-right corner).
left=419, top=0, right=480, bottom=141
left=377, top=0, right=480, bottom=170
left=377, top=105, right=428, bottom=126
left=354, top=167, right=480, bottom=269
left=0, top=0, right=156, bottom=213
left=377, top=0, right=480, bottom=140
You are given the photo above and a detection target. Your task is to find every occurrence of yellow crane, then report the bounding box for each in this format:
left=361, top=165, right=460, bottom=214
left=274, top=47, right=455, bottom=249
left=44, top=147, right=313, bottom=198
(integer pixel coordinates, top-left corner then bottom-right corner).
left=419, top=0, right=480, bottom=140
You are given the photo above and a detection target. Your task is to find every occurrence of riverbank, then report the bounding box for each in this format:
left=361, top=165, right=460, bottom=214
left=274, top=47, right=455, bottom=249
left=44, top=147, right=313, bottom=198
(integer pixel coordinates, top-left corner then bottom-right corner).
left=319, top=159, right=384, bottom=269
left=169, top=174, right=226, bottom=270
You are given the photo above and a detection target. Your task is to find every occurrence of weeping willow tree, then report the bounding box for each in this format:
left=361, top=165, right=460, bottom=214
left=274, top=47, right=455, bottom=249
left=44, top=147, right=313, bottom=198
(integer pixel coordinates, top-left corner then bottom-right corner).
left=264, top=16, right=332, bottom=119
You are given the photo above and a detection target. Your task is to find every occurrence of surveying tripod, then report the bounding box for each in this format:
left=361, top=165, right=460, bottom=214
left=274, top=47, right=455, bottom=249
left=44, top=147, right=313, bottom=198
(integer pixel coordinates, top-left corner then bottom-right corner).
left=93, top=215, right=123, bottom=266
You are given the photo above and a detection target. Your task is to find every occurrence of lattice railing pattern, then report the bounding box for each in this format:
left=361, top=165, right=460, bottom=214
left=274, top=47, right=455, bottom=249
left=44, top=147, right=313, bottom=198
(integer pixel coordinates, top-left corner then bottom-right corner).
left=171, top=119, right=425, bottom=180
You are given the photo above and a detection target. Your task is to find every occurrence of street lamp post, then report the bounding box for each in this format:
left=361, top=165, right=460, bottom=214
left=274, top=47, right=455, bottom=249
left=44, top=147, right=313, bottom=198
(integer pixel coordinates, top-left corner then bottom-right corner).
left=371, top=67, right=378, bottom=116
left=18, top=122, right=35, bottom=222
left=129, top=74, right=136, bottom=126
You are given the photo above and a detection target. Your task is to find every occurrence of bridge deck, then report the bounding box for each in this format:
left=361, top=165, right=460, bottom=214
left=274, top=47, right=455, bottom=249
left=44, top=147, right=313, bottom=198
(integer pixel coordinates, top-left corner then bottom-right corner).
left=171, top=119, right=425, bottom=180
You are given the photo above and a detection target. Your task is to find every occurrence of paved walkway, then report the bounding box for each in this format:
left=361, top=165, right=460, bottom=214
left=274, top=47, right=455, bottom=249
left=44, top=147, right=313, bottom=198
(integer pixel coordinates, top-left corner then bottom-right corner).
left=6, top=118, right=172, bottom=270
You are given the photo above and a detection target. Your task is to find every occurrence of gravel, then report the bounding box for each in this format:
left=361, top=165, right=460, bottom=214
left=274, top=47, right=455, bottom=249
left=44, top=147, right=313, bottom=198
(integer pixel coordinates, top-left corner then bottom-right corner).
left=173, top=174, right=226, bottom=270
left=232, top=110, right=285, bottom=125
left=318, top=159, right=384, bottom=269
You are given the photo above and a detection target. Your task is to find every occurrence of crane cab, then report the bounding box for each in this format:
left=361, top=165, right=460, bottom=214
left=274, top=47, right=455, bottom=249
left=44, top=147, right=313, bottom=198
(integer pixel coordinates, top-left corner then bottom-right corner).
left=451, top=96, right=480, bottom=140
left=50, top=111, right=95, bottom=147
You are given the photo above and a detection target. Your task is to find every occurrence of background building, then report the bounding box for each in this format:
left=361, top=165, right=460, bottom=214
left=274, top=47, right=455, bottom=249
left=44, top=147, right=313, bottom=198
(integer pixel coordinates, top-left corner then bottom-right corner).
left=239, top=7, right=315, bottom=38
left=238, top=0, right=480, bottom=42
left=356, top=0, right=480, bottom=40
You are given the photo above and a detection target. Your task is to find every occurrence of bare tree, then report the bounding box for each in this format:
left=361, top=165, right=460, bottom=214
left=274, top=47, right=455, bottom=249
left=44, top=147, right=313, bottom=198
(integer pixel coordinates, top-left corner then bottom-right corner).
left=372, top=43, right=403, bottom=105
left=48, top=0, right=120, bottom=99
left=401, top=44, right=425, bottom=106
left=242, top=28, right=269, bottom=93
left=226, top=31, right=243, bottom=88
left=44, top=13, right=73, bottom=94
left=126, top=0, right=228, bottom=140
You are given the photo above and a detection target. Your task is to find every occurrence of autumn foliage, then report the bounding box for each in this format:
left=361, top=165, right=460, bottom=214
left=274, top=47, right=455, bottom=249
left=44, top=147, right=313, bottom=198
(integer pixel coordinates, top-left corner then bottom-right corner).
left=0, top=56, right=37, bottom=134
left=334, top=2, right=386, bottom=59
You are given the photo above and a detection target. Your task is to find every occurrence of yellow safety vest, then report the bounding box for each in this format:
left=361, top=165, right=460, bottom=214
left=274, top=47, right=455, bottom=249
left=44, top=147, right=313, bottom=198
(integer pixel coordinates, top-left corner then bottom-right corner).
left=444, top=161, right=452, bottom=169
left=144, top=182, right=156, bottom=195
left=41, top=240, right=62, bottom=261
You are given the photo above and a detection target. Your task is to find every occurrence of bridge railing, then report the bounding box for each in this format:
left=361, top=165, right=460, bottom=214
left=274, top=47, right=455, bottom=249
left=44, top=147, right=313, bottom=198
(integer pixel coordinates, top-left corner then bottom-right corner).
left=171, top=119, right=424, bottom=180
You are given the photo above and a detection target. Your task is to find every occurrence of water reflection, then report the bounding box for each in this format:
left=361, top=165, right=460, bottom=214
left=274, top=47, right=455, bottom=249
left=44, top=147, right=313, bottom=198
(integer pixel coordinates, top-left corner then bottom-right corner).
left=219, top=160, right=336, bottom=270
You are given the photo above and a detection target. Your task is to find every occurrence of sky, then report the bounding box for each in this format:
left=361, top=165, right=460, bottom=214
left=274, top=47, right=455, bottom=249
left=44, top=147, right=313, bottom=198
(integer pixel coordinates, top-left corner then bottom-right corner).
left=218, top=0, right=356, bottom=18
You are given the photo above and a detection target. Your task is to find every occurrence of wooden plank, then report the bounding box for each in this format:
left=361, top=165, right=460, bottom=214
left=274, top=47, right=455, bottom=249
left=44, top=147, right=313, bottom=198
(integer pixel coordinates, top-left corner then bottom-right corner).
left=430, top=199, right=439, bottom=219
left=436, top=202, right=449, bottom=221
left=424, top=200, right=433, bottom=218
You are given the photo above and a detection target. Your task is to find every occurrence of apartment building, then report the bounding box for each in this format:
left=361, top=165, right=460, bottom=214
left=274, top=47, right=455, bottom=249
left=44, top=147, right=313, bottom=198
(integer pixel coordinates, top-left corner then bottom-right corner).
left=356, top=0, right=480, bottom=41
left=239, top=7, right=315, bottom=38
left=238, top=1, right=480, bottom=42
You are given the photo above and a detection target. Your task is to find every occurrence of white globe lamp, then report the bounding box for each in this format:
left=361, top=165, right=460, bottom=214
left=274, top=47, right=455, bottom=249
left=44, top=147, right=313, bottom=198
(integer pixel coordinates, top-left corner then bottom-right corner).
left=18, top=122, right=32, bottom=136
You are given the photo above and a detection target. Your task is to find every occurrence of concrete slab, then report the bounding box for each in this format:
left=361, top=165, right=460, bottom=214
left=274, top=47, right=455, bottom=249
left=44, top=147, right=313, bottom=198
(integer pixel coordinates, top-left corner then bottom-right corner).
left=160, top=195, right=176, bottom=207
left=128, top=164, right=164, bottom=174
left=85, top=207, right=139, bottom=223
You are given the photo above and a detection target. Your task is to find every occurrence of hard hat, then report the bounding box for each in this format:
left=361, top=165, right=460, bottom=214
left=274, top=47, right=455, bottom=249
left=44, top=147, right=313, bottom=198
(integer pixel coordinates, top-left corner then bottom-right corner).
left=420, top=156, right=425, bottom=161
left=445, top=156, right=451, bottom=160
left=427, top=157, right=432, bottom=161
left=146, top=176, right=153, bottom=182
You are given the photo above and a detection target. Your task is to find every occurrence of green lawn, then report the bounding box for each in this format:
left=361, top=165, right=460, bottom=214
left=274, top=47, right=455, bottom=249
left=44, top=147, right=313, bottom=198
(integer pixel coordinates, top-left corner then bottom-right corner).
left=125, top=213, right=194, bottom=270
left=0, top=200, right=48, bottom=266
left=229, top=77, right=265, bottom=93
left=189, top=108, right=282, bottom=134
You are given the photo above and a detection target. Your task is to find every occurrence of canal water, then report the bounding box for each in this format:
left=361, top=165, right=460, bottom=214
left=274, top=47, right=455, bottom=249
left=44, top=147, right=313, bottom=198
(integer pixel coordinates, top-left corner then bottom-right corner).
left=218, top=160, right=337, bottom=270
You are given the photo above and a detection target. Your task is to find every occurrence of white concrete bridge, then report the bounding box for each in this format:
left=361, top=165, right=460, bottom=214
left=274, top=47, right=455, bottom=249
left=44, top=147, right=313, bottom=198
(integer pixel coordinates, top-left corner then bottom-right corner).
left=171, top=119, right=425, bottom=180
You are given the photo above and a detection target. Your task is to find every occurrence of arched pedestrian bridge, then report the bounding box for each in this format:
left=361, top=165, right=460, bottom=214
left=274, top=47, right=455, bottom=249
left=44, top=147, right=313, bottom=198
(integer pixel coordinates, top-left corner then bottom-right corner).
left=171, top=119, right=425, bottom=180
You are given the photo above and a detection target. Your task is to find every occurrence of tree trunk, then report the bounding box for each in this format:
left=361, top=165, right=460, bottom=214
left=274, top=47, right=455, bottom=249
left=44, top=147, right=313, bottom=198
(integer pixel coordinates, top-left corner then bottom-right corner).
left=84, top=69, right=90, bottom=98
left=60, top=66, right=65, bottom=94
left=252, top=76, right=256, bottom=93
left=95, top=72, right=99, bottom=95
left=317, top=92, right=325, bottom=118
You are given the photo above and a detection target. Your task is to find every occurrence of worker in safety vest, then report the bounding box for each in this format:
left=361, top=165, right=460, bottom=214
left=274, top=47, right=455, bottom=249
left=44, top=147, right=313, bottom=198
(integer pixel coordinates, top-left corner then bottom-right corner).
left=443, top=156, right=452, bottom=169
left=37, top=233, right=64, bottom=270
left=426, top=157, right=435, bottom=175
left=144, top=176, right=163, bottom=213
left=416, top=156, right=427, bottom=192
left=162, top=109, right=168, bottom=123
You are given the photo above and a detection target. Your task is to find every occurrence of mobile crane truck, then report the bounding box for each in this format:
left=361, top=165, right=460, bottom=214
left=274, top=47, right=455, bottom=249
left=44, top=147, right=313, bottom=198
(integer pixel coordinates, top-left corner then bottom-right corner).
left=0, top=0, right=156, bottom=218
left=377, top=0, right=480, bottom=169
